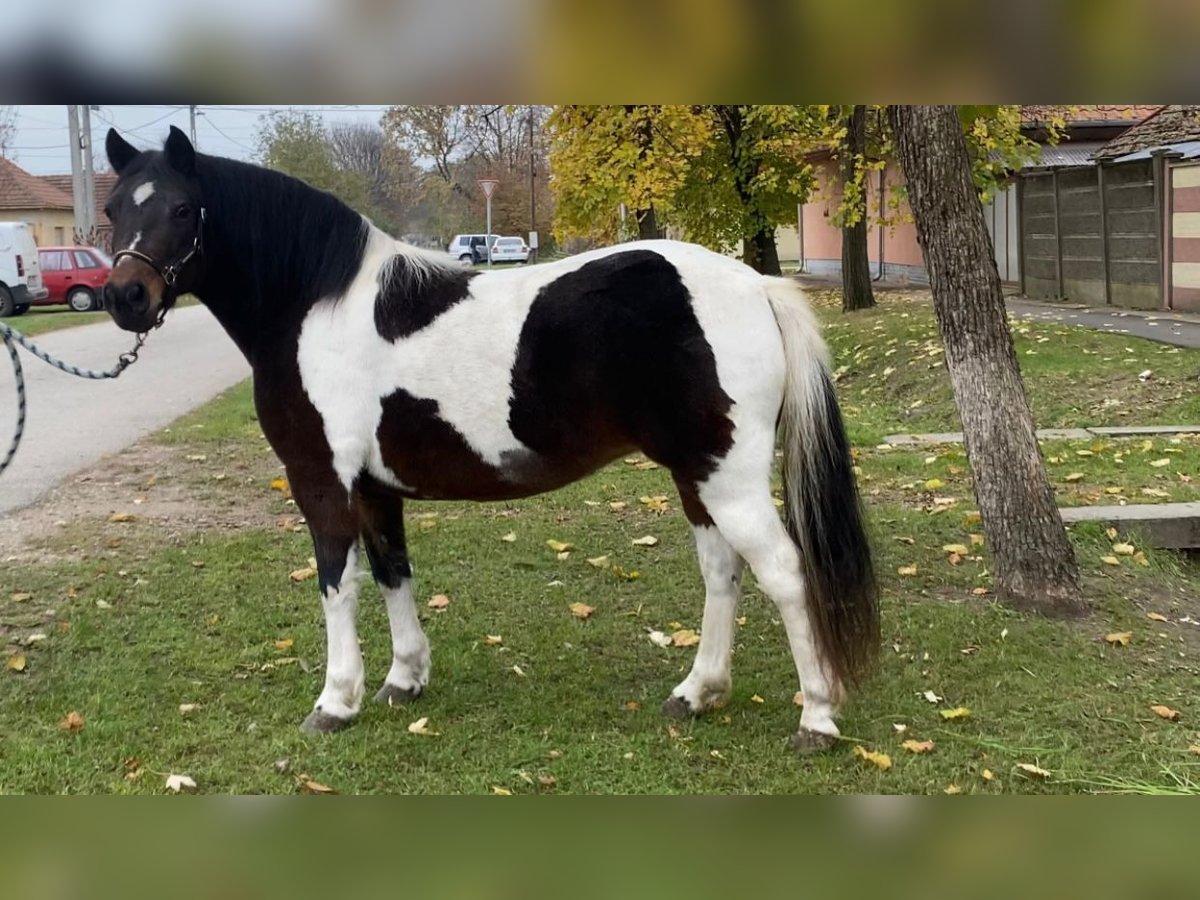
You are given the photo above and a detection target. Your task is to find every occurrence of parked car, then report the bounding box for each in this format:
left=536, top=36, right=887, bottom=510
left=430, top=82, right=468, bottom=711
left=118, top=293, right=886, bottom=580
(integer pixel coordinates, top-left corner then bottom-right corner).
left=447, top=233, right=497, bottom=264
left=0, top=222, right=48, bottom=317
left=490, top=236, right=530, bottom=264
left=36, top=246, right=112, bottom=312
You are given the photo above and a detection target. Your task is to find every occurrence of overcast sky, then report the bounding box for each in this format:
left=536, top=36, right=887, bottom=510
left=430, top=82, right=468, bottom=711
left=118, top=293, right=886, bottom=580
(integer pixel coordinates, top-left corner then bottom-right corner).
left=7, top=105, right=390, bottom=175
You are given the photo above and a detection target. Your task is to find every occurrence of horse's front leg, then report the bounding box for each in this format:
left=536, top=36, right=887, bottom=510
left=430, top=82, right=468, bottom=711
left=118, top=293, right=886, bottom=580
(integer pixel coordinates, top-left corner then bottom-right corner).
left=294, top=479, right=366, bottom=734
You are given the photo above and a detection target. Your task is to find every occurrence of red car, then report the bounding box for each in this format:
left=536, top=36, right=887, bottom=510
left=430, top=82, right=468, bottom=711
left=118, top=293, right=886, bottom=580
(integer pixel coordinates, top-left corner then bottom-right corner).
left=36, top=246, right=112, bottom=312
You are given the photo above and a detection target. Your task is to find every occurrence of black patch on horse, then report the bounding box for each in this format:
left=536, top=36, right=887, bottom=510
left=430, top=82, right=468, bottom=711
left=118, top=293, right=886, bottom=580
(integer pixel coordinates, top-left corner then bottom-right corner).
left=374, top=256, right=476, bottom=341
left=375, top=389, right=541, bottom=500
left=508, top=250, right=735, bottom=485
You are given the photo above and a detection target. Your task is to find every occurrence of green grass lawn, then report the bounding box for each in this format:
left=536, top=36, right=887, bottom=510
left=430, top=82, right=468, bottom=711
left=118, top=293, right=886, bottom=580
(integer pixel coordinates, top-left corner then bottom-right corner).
left=1, top=296, right=201, bottom=338
left=1, top=288, right=1199, bottom=794
left=1, top=306, right=110, bottom=336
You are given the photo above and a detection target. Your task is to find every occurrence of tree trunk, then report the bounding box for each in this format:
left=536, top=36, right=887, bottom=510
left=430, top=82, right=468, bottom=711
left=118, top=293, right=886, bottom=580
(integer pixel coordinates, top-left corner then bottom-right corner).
left=743, top=226, right=782, bottom=275
left=888, top=105, right=1083, bottom=616
left=636, top=206, right=661, bottom=240
left=841, top=106, right=877, bottom=312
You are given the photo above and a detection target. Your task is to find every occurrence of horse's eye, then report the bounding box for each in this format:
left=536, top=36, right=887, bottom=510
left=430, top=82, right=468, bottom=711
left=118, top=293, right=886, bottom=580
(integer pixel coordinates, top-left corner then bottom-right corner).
left=103, top=204, right=113, bottom=220
left=174, top=204, right=192, bottom=219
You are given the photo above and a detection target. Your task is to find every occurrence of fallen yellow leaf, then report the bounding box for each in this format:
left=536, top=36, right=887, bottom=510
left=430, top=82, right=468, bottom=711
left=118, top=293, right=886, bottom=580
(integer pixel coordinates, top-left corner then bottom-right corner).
left=288, top=567, right=315, bottom=583
left=1150, top=458, right=1170, bottom=468
left=750, top=694, right=765, bottom=704
left=897, top=565, right=918, bottom=577
left=1147, top=612, right=1169, bottom=623
left=1065, top=472, right=1085, bottom=483
left=608, top=501, right=627, bottom=511
left=969, top=533, right=984, bottom=546
left=427, top=594, right=450, bottom=610
left=179, top=703, right=199, bottom=715
left=108, top=512, right=136, bottom=523
left=546, top=540, right=574, bottom=553
left=491, top=786, right=513, bottom=796
left=483, top=635, right=503, bottom=646
left=942, top=544, right=969, bottom=556
left=1150, top=705, right=1180, bottom=721
left=297, top=775, right=336, bottom=794
left=406, top=716, right=439, bottom=735
left=1100, top=556, right=1120, bottom=567
left=943, top=784, right=962, bottom=795
left=586, top=555, right=610, bottom=568
left=1112, top=543, right=1135, bottom=556
left=981, top=769, right=994, bottom=782
left=671, top=628, right=700, bottom=647
left=1016, top=762, right=1051, bottom=779
left=793, top=691, right=805, bottom=707
left=6, top=655, right=27, bottom=673
left=631, top=535, right=659, bottom=547
left=852, top=745, right=892, bottom=770
left=902, top=739, right=935, bottom=753
left=270, top=477, right=290, bottom=494
left=1105, top=632, right=1132, bottom=647
left=500, top=531, right=517, bottom=543
left=940, top=707, right=971, bottom=720
left=275, top=638, right=294, bottom=651
left=569, top=602, right=595, bottom=619
left=924, top=478, right=944, bottom=490
left=59, top=710, right=85, bottom=732
left=10, top=592, right=32, bottom=603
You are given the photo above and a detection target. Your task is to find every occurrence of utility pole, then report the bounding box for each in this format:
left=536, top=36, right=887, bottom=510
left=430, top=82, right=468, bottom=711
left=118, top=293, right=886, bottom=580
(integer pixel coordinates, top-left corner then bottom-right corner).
left=80, top=105, right=97, bottom=238
left=189, top=105, right=198, bottom=147
left=67, top=106, right=88, bottom=241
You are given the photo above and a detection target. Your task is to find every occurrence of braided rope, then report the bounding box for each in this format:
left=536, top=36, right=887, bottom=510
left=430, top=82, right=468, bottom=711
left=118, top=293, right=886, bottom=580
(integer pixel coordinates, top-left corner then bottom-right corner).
left=0, top=322, right=150, bottom=476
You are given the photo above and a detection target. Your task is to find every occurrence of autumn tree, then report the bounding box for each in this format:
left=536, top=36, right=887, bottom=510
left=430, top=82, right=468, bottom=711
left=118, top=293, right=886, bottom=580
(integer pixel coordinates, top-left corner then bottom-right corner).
left=256, top=110, right=369, bottom=212
left=889, top=104, right=1083, bottom=615
left=383, top=105, right=553, bottom=244
left=0, top=106, right=15, bottom=157
left=836, top=105, right=877, bottom=311
left=550, top=105, right=820, bottom=274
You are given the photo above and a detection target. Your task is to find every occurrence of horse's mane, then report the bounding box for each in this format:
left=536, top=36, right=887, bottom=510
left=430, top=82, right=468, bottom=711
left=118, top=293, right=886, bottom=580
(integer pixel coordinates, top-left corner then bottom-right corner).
left=196, top=154, right=369, bottom=311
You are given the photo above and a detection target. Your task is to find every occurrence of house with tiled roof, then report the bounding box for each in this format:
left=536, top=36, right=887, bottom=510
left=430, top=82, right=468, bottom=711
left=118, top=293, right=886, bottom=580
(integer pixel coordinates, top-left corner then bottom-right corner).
left=39, top=171, right=118, bottom=251
left=0, top=156, right=75, bottom=246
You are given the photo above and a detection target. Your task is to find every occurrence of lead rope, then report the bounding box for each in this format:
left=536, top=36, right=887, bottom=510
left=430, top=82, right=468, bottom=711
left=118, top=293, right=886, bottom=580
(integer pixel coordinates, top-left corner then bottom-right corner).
left=0, top=312, right=162, bottom=475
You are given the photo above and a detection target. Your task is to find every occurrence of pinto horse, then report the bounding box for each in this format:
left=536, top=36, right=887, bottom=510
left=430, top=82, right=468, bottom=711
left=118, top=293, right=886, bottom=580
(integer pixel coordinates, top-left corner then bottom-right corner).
left=101, top=126, right=877, bottom=751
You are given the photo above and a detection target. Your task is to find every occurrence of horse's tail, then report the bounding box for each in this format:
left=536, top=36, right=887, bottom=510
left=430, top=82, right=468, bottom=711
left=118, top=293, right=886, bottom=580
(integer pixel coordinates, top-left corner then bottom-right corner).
left=763, top=278, right=879, bottom=689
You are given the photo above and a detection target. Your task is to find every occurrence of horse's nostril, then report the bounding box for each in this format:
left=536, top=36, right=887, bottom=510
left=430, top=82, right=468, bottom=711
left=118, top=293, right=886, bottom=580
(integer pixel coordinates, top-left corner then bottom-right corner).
left=126, top=281, right=146, bottom=308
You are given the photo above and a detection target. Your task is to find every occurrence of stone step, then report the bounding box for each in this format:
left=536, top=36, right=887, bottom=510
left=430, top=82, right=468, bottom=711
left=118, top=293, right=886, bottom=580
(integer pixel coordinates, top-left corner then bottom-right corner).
left=883, top=426, right=1200, bottom=446
left=1059, top=502, right=1200, bottom=550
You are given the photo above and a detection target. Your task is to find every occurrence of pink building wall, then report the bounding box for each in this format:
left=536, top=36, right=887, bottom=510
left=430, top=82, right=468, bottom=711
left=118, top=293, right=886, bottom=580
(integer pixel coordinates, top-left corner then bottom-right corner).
left=799, top=158, right=925, bottom=276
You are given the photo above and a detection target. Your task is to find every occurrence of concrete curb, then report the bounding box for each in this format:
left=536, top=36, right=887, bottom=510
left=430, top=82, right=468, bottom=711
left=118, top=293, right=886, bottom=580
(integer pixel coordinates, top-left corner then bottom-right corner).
left=883, top=426, right=1200, bottom=446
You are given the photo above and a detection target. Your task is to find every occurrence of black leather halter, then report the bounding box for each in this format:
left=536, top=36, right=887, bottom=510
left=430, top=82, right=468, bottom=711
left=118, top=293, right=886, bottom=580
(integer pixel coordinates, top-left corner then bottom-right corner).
left=112, top=207, right=206, bottom=287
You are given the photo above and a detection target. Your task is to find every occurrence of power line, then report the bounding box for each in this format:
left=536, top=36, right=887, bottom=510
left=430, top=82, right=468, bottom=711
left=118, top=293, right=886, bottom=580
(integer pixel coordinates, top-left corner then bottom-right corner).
left=202, top=116, right=257, bottom=155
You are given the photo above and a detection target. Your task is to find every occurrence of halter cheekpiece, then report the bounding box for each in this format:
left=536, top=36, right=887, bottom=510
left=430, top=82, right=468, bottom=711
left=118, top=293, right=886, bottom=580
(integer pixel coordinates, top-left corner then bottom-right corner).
left=112, top=207, right=206, bottom=287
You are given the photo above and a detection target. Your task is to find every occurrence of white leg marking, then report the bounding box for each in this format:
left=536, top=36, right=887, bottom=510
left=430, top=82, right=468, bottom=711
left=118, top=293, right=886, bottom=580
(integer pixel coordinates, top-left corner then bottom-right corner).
left=671, top=525, right=743, bottom=712
left=381, top=578, right=431, bottom=694
left=132, top=181, right=155, bottom=206
left=313, top=544, right=365, bottom=720
left=699, top=432, right=841, bottom=738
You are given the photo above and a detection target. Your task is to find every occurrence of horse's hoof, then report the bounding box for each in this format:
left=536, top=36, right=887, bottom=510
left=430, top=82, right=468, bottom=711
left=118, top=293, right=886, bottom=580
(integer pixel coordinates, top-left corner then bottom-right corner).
left=791, top=728, right=838, bottom=754
left=375, top=683, right=423, bottom=706
left=661, top=695, right=698, bottom=720
left=300, top=709, right=353, bottom=734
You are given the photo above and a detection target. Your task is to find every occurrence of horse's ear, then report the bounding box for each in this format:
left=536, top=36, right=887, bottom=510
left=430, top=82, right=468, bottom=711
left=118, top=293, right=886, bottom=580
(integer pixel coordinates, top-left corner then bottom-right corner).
left=106, top=129, right=139, bottom=174
left=164, top=125, right=196, bottom=176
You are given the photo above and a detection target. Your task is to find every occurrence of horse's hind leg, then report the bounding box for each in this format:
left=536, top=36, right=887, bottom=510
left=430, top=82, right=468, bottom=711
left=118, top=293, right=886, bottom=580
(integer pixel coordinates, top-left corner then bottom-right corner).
left=696, top=438, right=843, bottom=751
left=662, top=482, right=745, bottom=718
left=357, top=476, right=430, bottom=705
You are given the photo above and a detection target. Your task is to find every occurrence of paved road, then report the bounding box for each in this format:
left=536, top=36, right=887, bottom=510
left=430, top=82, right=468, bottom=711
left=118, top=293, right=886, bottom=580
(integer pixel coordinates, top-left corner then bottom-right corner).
left=1007, top=299, right=1200, bottom=349
left=0, top=306, right=250, bottom=515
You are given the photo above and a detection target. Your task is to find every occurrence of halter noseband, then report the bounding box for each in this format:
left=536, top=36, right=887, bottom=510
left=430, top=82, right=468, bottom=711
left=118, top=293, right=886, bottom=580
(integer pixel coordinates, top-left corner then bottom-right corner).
left=112, top=207, right=206, bottom=288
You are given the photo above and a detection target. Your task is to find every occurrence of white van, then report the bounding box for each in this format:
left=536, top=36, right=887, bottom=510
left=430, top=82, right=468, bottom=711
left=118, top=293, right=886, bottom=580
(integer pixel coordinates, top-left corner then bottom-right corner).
left=0, top=222, right=48, bottom=317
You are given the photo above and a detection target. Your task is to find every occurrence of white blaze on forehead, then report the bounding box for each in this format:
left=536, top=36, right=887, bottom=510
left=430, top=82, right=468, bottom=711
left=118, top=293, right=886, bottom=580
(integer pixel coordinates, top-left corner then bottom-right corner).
left=132, top=181, right=155, bottom=206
